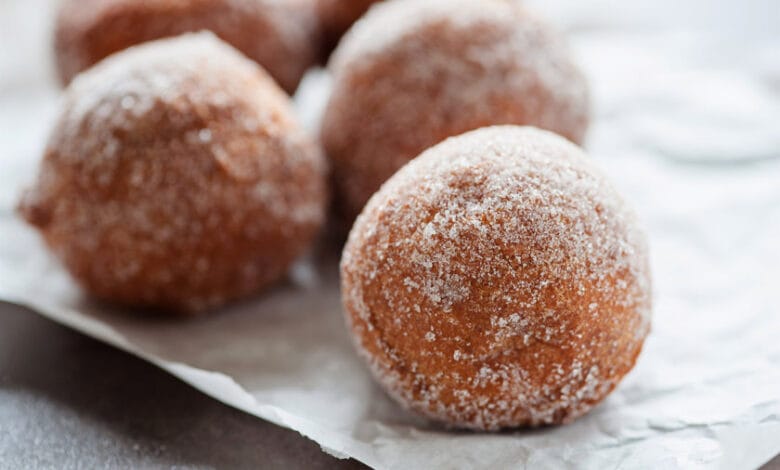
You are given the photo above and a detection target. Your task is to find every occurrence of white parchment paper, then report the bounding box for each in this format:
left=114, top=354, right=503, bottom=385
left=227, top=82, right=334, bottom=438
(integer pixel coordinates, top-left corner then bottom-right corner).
left=1, top=1, right=779, bottom=468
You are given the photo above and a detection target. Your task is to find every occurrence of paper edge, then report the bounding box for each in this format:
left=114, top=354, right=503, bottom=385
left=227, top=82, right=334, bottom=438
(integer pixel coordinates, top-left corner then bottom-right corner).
left=0, top=295, right=384, bottom=466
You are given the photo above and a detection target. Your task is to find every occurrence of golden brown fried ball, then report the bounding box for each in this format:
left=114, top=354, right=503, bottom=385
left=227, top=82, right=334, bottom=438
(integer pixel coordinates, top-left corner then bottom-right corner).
left=341, top=126, right=651, bottom=429
left=322, top=0, right=591, bottom=224
left=20, top=33, right=328, bottom=313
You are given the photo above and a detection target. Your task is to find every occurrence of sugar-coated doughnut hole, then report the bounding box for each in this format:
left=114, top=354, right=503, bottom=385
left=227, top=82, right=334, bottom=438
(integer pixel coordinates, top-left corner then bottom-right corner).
left=20, top=33, right=328, bottom=313
left=341, top=126, right=650, bottom=430
left=322, top=0, right=591, bottom=224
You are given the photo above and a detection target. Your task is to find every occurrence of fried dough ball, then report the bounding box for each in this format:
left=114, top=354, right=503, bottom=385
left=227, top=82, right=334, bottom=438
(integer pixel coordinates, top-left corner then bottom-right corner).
left=341, top=126, right=651, bottom=429
left=54, top=0, right=319, bottom=93
left=322, top=0, right=590, bottom=223
left=19, top=33, right=327, bottom=313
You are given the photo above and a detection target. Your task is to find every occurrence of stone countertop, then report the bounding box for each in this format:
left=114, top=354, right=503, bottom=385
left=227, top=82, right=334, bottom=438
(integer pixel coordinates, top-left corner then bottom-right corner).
left=0, top=301, right=365, bottom=469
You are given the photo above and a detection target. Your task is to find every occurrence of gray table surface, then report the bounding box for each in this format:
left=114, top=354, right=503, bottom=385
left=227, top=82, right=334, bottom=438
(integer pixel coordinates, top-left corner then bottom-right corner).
left=0, top=301, right=365, bottom=469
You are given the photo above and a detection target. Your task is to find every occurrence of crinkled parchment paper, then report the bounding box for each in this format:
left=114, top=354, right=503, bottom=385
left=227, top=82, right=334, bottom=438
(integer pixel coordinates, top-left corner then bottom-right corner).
left=1, top=1, right=779, bottom=468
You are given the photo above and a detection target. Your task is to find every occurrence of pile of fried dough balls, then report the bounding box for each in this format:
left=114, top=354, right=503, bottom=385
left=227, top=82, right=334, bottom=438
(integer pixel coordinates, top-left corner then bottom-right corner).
left=20, top=0, right=650, bottom=430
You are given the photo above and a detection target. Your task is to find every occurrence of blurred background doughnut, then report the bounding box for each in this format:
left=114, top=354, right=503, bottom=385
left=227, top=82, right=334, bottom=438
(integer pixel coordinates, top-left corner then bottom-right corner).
left=54, top=0, right=320, bottom=93
left=321, top=0, right=591, bottom=225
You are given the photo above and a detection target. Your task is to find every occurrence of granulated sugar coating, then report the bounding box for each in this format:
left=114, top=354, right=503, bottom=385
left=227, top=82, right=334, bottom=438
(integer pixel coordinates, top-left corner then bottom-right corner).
left=54, top=0, right=319, bottom=93
left=322, top=0, right=590, bottom=224
left=341, top=126, right=651, bottom=430
left=19, top=33, right=328, bottom=313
